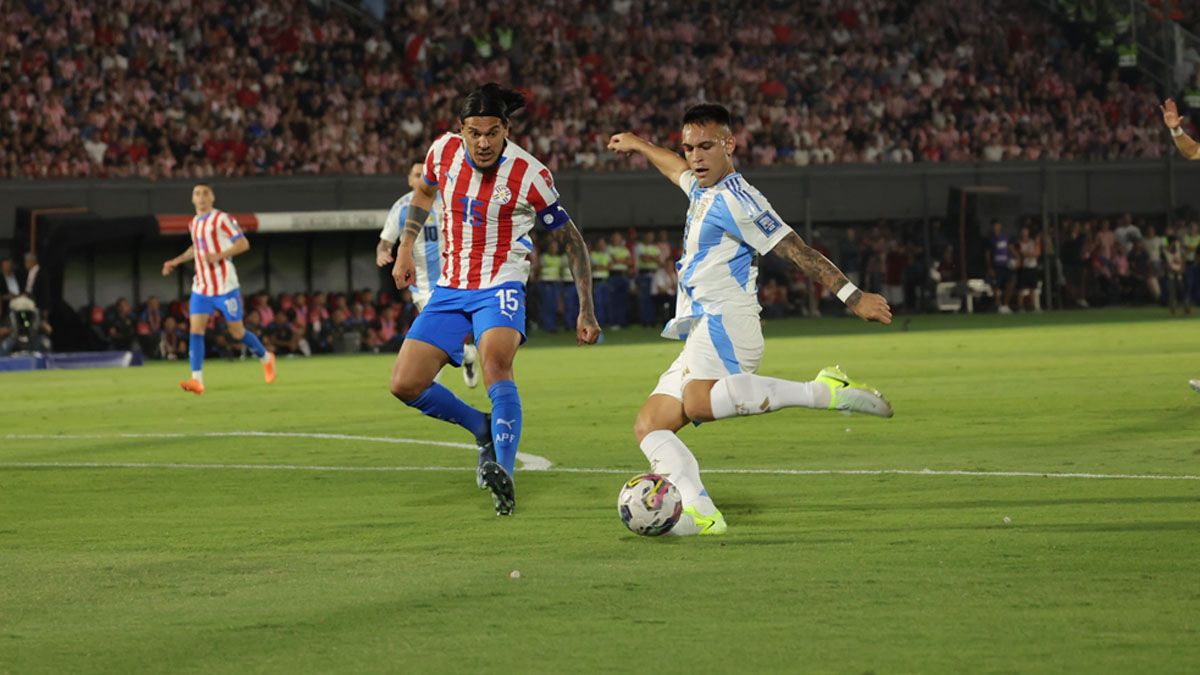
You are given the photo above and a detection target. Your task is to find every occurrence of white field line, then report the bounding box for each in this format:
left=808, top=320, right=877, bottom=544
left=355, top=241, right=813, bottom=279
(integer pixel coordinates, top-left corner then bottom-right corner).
left=2, top=431, right=553, bottom=471
left=2, top=432, right=1199, bottom=481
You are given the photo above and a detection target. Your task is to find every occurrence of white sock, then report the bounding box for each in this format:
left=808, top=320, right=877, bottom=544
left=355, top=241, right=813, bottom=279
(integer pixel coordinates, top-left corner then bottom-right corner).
left=191, top=371, right=203, bottom=384
left=709, top=373, right=830, bottom=419
left=463, top=344, right=478, bottom=364
left=639, top=430, right=716, bottom=517
left=433, top=367, right=444, bottom=384
left=260, top=353, right=272, bottom=364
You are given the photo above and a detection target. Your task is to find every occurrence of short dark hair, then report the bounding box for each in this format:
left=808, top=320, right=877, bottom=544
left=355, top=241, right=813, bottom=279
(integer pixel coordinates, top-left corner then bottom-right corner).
left=682, top=103, right=732, bottom=130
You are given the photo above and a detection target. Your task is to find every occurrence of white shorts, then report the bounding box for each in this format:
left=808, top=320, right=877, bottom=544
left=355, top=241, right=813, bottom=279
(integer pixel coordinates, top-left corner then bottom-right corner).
left=650, top=313, right=764, bottom=401
left=413, top=288, right=433, bottom=312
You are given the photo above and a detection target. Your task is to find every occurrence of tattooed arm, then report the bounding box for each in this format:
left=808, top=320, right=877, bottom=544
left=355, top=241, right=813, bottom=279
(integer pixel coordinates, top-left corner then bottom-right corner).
left=391, top=182, right=437, bottom=289
left=551, top=220, right=602, bottom=345
left=771, top=231, right=892, bottom=324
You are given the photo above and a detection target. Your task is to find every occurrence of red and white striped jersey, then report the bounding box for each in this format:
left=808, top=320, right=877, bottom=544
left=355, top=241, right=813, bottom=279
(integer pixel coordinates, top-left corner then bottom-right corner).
left=189, top=209, right=244, bottom=296
left=422, top=133, right=567, bottom=290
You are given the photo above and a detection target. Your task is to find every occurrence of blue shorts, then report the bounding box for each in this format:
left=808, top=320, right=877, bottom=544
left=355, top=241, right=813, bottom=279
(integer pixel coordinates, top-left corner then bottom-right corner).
left=407, top=282, right=526, bottom=366
left=189, top=289, right=244, bottom=322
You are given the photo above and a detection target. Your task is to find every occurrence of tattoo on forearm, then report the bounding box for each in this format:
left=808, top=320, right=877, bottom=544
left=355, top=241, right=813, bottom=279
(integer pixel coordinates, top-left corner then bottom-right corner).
left=553, top=222, right=595, bottom=316
left=775, top=233, right=861, bottom=306
left=402, top=206, right=431, bottom=243
left=1175, top=134, right=1200, bottom=160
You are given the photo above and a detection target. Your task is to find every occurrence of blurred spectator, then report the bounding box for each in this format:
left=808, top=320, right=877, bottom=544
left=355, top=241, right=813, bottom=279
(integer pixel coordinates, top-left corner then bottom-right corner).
left=537, top=239, right=564, bottom=332
left=1016, top=226, right=1043, bottom=312
left=264, top=310, right=306, bottom=356
left=759, top=278, right=792, bottom=320
left=651, top=257, right=677, bottom=325
left=159, top=315, right=187, bottom=360
left=985, top=221, right=1016, bottom=313
left=635, top=231, right=661, bottom=327
left=608, top=232, right=632, bottom=327
left=1166, top=236, right=1190, bottom=315
left=105, top=298, right=138, bottom=351
left=0, top=295, right=51, bottom=355
left=838, top=228, right=862, bottom=287
left=1, top=257, right=20, bottom=305
left=369, top=303, right=404, bottom=353
left=590, top=236, right=611, bottom=327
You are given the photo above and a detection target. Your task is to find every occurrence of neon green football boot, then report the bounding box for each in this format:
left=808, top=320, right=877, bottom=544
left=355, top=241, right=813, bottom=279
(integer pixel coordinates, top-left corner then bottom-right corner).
left=816, top=365, right=894, bottom=418
left=672, top=506, right=728, bottom=536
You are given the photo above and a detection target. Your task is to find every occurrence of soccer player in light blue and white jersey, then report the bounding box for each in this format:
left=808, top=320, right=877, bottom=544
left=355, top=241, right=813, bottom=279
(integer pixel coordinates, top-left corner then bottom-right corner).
left=609, top=104, right=895, bottom=536
left=376, top=162, right=479, bottom=388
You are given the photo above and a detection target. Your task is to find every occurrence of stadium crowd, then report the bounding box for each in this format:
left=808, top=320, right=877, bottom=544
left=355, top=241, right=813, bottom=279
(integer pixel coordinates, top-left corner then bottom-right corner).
left=5, top=216, right=1197, bottom=359
left=0, top=0, right=1177, bottom=179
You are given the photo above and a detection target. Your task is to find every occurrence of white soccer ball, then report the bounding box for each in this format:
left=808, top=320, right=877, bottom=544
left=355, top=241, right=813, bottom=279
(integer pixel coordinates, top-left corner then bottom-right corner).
left=617, top=473, right=683, bottom=536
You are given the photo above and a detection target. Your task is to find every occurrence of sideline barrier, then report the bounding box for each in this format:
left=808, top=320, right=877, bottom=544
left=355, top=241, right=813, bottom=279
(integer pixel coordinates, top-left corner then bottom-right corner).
left=0, top=351, right=142, bottom=373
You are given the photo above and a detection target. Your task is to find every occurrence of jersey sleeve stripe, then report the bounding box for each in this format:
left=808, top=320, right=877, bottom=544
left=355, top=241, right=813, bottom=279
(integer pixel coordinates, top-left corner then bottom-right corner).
left=523, top=167, right=555, bottom=212
left=424, top=134, right=450, bottom=185
left=725, top=183, right=757, bottom=216
left=730, top=179, right=764, bottom=214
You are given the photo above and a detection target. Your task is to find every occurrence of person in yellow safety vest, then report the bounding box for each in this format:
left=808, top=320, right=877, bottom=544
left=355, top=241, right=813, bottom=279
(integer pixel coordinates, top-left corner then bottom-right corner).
left=608, top=232, right=632, bottom=327
left=635, top=231, right=662, bottom=327
left=590, top=236, right=611, bottom=326
left=539, top=239, right=564, bottom=333
left=1184, top=86, right=1200, bottom=111
left=1117, top=43, right=1137, bottom=68
left=560, top=245, right=579, bottom=329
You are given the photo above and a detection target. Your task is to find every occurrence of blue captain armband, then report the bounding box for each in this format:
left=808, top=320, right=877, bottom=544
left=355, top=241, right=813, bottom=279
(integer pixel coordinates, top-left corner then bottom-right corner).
left=536, top=201, right=571, bottom=231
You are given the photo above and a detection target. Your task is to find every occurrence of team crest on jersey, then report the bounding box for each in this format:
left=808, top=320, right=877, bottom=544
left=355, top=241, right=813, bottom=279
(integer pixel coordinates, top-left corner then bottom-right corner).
left=492, top=185, right=513, bottom=205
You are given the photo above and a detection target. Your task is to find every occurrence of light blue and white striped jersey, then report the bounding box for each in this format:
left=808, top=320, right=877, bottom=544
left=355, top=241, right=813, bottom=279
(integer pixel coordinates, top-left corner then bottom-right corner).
left=662, top=170, right=793, bottom=340
left=380, top=191, right=443, bottom=301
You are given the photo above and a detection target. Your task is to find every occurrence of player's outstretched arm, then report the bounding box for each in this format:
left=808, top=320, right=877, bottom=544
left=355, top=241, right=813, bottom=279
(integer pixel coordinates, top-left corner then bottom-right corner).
left=552, top=220, right=602, bottom=345
left=607, top=132, right=689, bottom=186
left=771, top=232, right=892, bottom=324
left=1162, top=99, right=1200, bottom=160
left=392, top=183, right=436, bottom=289
left=162, top=245, right=194, bottom=276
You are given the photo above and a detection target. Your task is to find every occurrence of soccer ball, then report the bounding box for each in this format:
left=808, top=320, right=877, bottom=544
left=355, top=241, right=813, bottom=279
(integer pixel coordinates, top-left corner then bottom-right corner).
left=617, top=473, right=683, bottom=536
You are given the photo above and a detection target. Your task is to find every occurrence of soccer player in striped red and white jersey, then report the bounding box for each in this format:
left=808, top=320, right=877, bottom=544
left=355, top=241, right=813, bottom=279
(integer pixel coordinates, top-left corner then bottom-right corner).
left=161, top=183, right=275, bottom=395
left=389, top=84, right=601, bottom=516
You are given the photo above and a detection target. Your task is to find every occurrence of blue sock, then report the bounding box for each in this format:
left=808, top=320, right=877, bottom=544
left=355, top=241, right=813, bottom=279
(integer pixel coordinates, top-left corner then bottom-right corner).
left=241, top=331, right=266, bottom=358
left=487, top=380, right=522, bottom=476
left=408, top=383, right=487, bottom=438
left=188, top=333, right=205, bottom=373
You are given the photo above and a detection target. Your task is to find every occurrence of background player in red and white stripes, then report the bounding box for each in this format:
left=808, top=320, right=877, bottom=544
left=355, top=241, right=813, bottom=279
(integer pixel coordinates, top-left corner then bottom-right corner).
left=388, top=84, right=601, bottom=516
left=162, top=183, right=275, bottom=395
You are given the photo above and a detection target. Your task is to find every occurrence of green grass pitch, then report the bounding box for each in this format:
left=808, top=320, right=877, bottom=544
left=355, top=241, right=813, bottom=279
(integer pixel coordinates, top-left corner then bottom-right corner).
left=2, top=309, right=1198, bottom=673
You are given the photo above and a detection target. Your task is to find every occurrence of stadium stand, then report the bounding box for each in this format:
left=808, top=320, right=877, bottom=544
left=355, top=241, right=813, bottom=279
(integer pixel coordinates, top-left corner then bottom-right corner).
left=0, top=0, right=1177, bottom=179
